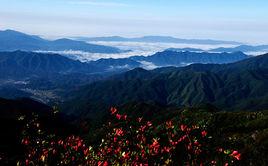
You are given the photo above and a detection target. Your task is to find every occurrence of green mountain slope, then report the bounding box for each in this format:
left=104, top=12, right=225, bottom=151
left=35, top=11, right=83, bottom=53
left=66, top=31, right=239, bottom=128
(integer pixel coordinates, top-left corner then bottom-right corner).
left=62, top=54, right=268, bottom=119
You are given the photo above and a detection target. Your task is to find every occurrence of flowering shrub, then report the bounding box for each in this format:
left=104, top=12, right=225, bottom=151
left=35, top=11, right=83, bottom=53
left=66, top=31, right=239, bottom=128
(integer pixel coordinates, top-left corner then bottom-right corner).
left=17, top=108, right=241, bottom=165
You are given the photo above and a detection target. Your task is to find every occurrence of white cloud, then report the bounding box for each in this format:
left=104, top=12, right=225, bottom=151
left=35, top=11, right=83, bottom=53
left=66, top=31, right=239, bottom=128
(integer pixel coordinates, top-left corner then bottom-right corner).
left=138, top=61, right=159, bottom=70
left=108, top=65, right=131, bottom=71
left=245, top=50, right=268, bottom=56
left=35, top=42, right=239, bottom=62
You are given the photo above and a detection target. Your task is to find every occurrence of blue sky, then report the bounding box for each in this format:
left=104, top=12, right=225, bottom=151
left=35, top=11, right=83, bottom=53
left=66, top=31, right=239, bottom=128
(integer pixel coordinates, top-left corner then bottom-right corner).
left=0, top=0, right=268, bottom=43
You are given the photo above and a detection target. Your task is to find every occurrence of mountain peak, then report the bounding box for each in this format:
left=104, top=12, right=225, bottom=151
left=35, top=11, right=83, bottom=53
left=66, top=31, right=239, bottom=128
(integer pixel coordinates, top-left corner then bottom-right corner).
left=0, top=30, right=123, bottom=53
left=119, top=67, right=153, bottom=79
left=1, top=29, right=27, bottom=35
left=3, top=29, right=20, bottom=33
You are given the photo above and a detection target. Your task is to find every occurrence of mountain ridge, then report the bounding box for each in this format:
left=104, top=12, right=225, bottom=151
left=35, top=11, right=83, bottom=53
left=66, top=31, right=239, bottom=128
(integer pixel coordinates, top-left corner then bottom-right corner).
left=210, top=44, right=268, bottom=53
left=62, top=53, right=268, bottom=118
left=0, top=30, right=123, bottom=53
left=130, top=50, right=249, bottom=67
left=74, top=35, right=243, bottom=45
left=0, top=50, right=250, bottom=79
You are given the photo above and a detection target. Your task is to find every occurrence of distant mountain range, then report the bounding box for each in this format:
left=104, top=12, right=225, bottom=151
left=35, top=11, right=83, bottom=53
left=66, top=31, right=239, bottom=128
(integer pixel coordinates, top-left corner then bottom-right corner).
left=168, top=45, right=268, bottom=54
left=210, top=45, right=268, bottom=53
left=2, top=30, right=268, bottom=57
left=0, top=50, right=250, bottom=103
left=0, top=30, right=123, bottom=53
left=0, top=50, right=249, bottom=79
left=167, top=48, right=205, bottom=52
left=0, top=51, right=142, bottom=79
left=75, top=36, right=243, bottom=45
left=63, top=53, right=268, bottom=119
left=130, top=50, right=249, bottom=66
left=0, top=51, right=142, bottom=102
left=0, top=51, right=93, bottom=78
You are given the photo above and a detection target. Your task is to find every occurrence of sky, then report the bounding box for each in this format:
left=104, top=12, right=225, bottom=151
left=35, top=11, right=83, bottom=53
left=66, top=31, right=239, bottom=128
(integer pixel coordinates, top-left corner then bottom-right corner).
left=0, top=0, right=268, bottom=44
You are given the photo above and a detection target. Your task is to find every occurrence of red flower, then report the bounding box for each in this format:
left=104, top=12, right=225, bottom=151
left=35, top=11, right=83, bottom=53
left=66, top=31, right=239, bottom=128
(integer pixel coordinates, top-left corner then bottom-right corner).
left=180, top=124, right=187, bottom=131
left=107, top=147, right=112, bottom=153
left=230, top=150, right=241, bottom=160
left=116, top=114, right=121, bottom=120
left=217, top=148, right=223, bottom=152
left=150, top=138, right=160, bottom=154
left=187, top=143, right=192, bottom=150
left=201, top=130, right=208, bottom=137
left=115, top=128, right=124, bottom=136
left=126, top=140, right=129, bottom=145
left=103, top=161, right=109, bottom=166
left=58, top=140, right=63, bottom=145
left=122, top=152, right=130, bottom=159
left=122, top=114, right=127, bottom=120
left=231, top=150, right=239, bottom=155
left=113, top=137, right=118, bottom=142
left=77, top=141, right=82, bottom=147
left=166, top=120, right=174, bottom=129
left=139, top=125, right=147, bottom=132
left=147, top=121, right=152, bottom=127
left=194, top=141, right=200, bottom=146
left=25, top=159, right=29, bottom=166
left=83, top=149, right=89, bottom=155
left=163, top=146, right=171, bottom=153
left=110, top=107, right=117, bottom=115
left=211, top=160, right=217, bottom=164
left=22, top=138, right=29, bottom=145
left=178, top=135, right=187, bottom=142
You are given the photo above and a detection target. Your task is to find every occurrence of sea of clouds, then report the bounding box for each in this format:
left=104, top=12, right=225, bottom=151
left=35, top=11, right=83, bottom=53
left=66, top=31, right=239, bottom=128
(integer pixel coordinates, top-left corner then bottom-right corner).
left=36, top=41, right=268, bottom=63
left=36, top=41, right=237, bottom=62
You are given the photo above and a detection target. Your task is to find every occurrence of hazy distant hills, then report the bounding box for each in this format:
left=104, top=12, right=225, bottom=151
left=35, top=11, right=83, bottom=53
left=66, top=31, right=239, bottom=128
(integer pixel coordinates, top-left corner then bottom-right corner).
left=2, top=30, right=268, bottom=56
left=0, top=51, right=141, bottom=102
left=210, top=45, right=268, bottom=53
left=168, top=45, right=268, bottom=54
left=0, top=50, right=251, bottom=104
left=76, top=36, right=243, bottom=45
left=75, top=35, right=268, bottom=54
left=0, top=51, right=94, bottom=78
left=0, top=51, right=143, bottom=79
left=167, top=48, right=205, bottom=52
left=0, top=30, right=123, bottom=53
left=0, top=50, right=249, bottom=79
left=131, top=50, right=249, bottom=66
left=63, top=53, right=268, bottom=118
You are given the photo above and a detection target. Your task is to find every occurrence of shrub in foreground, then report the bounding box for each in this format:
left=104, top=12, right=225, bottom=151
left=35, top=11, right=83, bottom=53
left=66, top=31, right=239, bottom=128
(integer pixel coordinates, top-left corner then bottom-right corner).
left=17, top=108, right=241, bottom=165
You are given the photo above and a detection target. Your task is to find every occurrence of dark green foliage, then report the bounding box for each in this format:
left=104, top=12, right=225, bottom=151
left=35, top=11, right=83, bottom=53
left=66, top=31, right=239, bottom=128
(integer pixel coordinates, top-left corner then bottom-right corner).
left=121, top=105, right=268, bottom=165
left=0, top=98, right=78, bottom=164
left=82, top=102, right=268, bottom=165
left=63, top=54, right=268, bottom=120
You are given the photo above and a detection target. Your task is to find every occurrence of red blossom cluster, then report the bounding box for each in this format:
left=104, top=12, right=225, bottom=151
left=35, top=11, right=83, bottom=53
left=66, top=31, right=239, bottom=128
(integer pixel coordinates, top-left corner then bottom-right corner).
left=17, top=107, right=242, bottom=165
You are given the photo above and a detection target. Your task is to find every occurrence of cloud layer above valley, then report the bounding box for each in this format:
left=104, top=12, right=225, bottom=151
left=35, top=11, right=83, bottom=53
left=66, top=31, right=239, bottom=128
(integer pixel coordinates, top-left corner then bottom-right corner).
left=37, top=42, right=237, bottom=62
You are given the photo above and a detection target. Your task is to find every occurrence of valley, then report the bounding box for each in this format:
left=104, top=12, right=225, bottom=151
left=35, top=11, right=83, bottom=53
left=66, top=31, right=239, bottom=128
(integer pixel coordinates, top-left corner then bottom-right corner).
left=0, top=29, right=268, bottom=165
